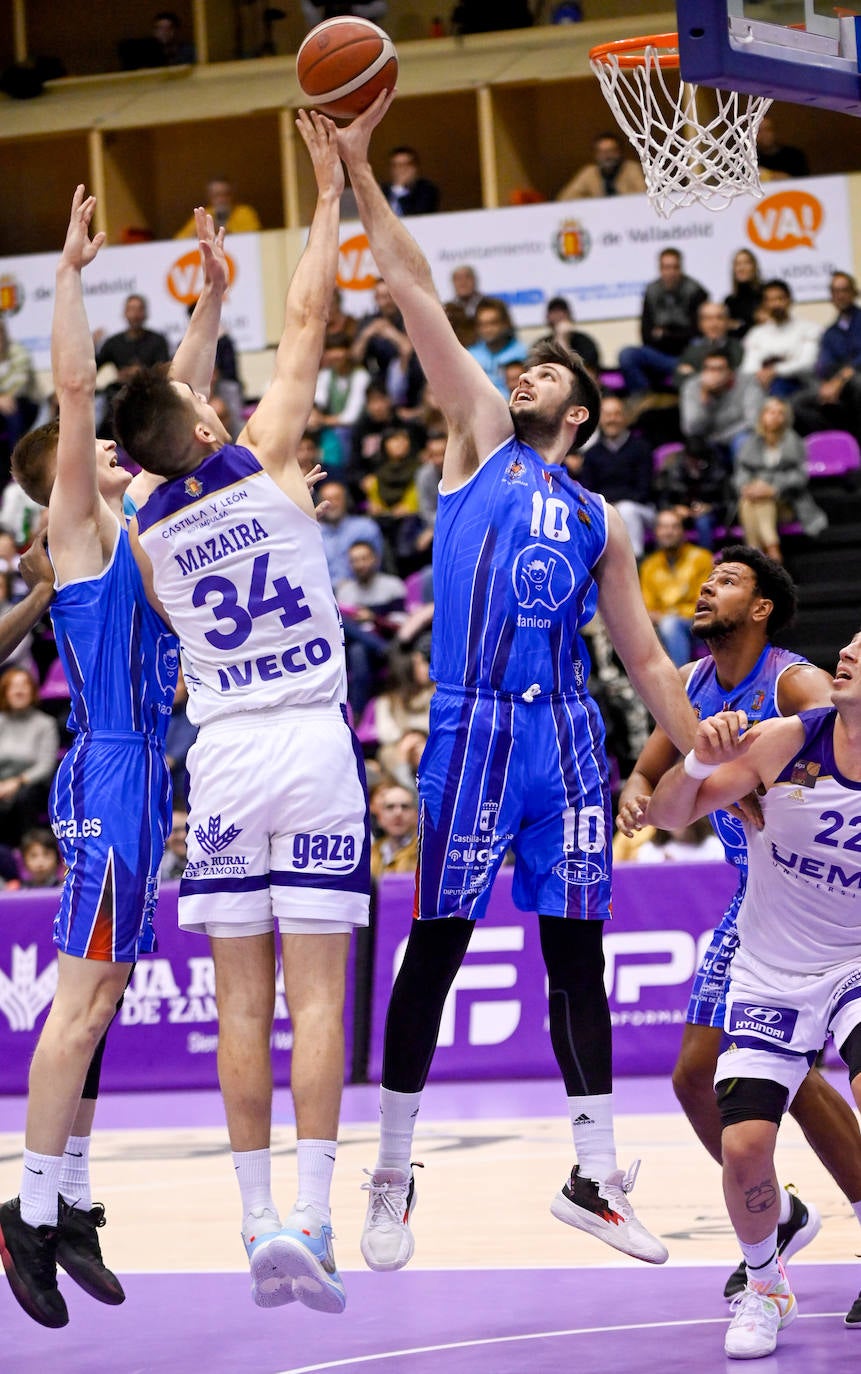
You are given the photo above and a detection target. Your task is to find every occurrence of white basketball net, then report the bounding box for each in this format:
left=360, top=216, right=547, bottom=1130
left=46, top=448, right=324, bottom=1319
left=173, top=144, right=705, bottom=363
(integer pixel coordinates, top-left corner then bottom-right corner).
left=591, top=41, right=773, bottom=219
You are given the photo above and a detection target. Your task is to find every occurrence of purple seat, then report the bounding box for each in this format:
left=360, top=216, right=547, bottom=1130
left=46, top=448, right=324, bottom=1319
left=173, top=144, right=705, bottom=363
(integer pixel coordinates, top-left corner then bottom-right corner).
left=804, top=429, right=861, bottom=479
left=652, top=442, right=683, bottom=472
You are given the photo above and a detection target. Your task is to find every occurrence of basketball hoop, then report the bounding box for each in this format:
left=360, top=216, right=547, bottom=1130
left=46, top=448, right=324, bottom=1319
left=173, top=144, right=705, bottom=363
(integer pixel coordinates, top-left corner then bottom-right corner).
left=589, top=34, right=773, bottom=219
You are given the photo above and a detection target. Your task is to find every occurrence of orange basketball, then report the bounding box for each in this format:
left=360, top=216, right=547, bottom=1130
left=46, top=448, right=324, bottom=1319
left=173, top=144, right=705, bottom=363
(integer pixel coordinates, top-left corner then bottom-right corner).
left=296, top=17, right=398, bottom=120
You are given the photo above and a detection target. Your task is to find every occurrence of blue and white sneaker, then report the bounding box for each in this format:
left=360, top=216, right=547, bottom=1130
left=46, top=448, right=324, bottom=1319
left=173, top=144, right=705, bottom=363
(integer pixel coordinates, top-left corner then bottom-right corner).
left=259, top=1204, right=346, bottom=1315
left=242, top=1207, right=296, bottom=1309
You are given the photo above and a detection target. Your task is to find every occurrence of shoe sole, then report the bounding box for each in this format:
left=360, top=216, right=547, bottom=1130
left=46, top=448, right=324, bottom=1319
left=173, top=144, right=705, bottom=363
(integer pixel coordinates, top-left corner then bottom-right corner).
left=248, top=1236, right=298, bottom=1309
left=258, top=1234, right=345, bottom=1315
left=550, top=1192, right=669, bottom=1265
left=360, top=1224, right=415, bottom=1272
left=0, top=1220, right=69, bottom=1329
left=56, top=1250, right=125, bottom=1306
left=779, top=1202, right=822, bottom=1264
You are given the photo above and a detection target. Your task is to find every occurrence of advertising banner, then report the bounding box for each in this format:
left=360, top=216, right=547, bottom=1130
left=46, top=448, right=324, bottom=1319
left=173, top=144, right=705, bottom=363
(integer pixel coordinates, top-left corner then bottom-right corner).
left=0, top=885, right=356, bottom=1094
left=0, top=235, right=266, bottom=373
left=368, top=864, right=739, bottom=1082
left=336, top=176, right=852, bottom=326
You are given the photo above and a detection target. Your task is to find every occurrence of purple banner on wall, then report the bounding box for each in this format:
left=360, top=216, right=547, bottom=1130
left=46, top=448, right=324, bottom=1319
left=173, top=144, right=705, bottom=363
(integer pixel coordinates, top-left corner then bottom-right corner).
left=0, top=886, right=357, bottom=1095
left=368, top=863, right=740, bottom=1082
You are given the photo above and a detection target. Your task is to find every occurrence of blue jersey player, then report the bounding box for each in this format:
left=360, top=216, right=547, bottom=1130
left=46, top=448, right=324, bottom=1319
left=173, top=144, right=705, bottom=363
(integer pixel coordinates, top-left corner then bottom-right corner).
left=335, top=93, right=700, bottom=1272
left=618, top=546, right=861, bottom=1297
left=0, top=188, right=228, bottom=1331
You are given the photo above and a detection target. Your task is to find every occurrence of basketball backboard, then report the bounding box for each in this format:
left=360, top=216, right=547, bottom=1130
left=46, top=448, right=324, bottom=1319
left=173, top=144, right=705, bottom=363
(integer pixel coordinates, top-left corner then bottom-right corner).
left=677, top=0, right=861, bottom=113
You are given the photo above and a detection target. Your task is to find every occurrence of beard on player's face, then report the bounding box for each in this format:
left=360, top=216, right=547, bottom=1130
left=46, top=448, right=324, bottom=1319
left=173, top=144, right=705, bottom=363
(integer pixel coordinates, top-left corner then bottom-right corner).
left=511, top=395, right=571, bottom=450
left=692, top=611, right=745, bottom=642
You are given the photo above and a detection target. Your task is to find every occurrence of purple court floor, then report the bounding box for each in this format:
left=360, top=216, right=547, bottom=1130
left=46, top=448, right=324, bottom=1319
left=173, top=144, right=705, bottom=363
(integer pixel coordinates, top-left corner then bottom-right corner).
left=4, top=1264, right=860, bottom=1374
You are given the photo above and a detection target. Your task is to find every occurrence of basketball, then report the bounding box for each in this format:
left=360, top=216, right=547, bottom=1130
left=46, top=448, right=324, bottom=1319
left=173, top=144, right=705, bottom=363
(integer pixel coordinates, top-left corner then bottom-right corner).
left=296, top=17, right=398, bottom=120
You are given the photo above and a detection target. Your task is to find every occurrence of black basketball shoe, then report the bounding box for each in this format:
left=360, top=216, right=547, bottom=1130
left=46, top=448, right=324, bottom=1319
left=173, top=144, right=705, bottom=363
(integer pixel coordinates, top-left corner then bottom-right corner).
left=845, top=1290, right=861, bottom=1327
left=0, top=1196, right=68, bottom=1328
left=56, top=1197, right=125, bottom=1305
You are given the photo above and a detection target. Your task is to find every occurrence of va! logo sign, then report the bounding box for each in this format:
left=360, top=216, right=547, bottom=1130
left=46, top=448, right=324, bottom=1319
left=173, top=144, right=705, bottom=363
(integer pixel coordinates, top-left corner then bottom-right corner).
left=337, top=232, right=377, bottom=291
left=166, top=250, right=237, bottom=305
left=746, top=189, right=823, bottom=251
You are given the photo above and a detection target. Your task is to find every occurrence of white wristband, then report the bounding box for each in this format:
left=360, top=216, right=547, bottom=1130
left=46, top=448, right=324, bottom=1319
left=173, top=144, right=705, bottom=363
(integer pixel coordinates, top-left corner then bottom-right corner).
left=683, top=749, right=721, bottom=780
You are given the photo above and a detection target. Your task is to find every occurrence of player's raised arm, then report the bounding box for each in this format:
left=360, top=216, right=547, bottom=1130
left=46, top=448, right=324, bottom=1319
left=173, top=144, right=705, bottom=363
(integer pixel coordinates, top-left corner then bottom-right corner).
left=169, top=208, right=230, bottom=395
left=336, top=92, right=512, bottom=488
left=238, top=111, right=342, bottom=475
left=48, top=186, right=107, bottom=574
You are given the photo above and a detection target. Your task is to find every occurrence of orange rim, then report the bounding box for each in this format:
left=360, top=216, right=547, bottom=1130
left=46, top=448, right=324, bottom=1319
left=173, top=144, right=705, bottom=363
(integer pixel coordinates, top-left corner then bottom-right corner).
left=589, top=32, right=680, bottom=70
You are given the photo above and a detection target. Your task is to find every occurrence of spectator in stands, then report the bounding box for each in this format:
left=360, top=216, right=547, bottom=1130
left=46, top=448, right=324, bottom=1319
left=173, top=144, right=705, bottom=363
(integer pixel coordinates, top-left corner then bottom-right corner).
left=0, top=480, right=44, bottom=549
left=159, top=808, right=188, bottom=881
left=415, top=429, right=447, bottom=556
left=578, top=395, right=655, bottom=558
left=352, top=278, right=423, bottom=406
left=444, top=265, right=483, bottom=347
left=556, top=131, right=646, bottom=201
left=451, top=0, right=533, bottom=34
left=541, top=297, right=601, bottom=377
left=0, top=569, right=37, bottom=677
left=381, top=146, right=440, bottom=217
left=653, top=436, right=730, bottom=552
left=370, top=783, right=419, bottom=880
left=364, top=425, right=423, bottom=571
left=733, top=396, right=827, bottom=562
left=19, top=826, right=63, bottom=888
left=337, top=539, right=408, bottom=719
left=467, top=297, right=527, bottom=398
left=311, top=332, right=372, bottom=474
left=0, top=666, right=59, bottom=848
left=740, top=278, right=819, bottom=398
left=756, top=114, right=809, bottom=181
left=793, top=270, right=861, bottom=440
left=724, top=248, right=763, bottom=339
left=95, top=294, right=170, bottom=435
left=0, top=323, right=39, bottom=482
left=680, top=347, right=763, bottom=462
left=350, top=383, right=396, bottom=495
left=674, top=301, right=743, bottom=384
left=619, top=248, right=708, bottom=400
left=165, top=667, right=197, bottom=805
left=325, top=288, right=359, bottom=350
left=639, top=509, right=715, bottom=667
left=374, top=641, right=434, bottom=790
left=174, top=178, right=261, bottom=237
left=301, top=2, right=387, bottom=27
left=296, top=430, right=323, bottom=479
left=118, top=9, right=195, bottom=69
left=317, top=479, right=384, bottom=586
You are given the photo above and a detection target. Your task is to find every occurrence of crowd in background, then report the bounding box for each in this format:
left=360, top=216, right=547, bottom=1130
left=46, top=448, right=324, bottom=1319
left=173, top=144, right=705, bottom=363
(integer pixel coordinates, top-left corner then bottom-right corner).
left=0, top=111, right=855, bottom=886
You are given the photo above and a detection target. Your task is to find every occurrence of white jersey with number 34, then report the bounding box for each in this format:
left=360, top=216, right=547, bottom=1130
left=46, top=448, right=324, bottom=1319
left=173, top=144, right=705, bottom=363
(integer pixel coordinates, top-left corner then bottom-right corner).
left=137, top=445, right=346, bottom=726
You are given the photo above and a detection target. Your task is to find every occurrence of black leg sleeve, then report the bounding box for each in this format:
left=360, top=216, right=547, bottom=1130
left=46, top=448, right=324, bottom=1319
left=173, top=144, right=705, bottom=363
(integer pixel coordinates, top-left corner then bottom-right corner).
left=381, top=917, right=474, bottom=1093
left=539, top=915, right=613, bottom=1097
left=80, top=969, right=133, bottom=1101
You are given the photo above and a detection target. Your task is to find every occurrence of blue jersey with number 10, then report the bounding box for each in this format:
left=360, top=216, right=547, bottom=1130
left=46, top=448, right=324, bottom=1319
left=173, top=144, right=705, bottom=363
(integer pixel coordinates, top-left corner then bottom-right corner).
left=430, top=436, right=608, bottom=697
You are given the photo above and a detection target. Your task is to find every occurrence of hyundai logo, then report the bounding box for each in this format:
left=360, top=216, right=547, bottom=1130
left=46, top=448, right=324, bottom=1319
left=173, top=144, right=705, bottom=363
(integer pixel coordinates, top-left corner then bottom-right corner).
left=744, top=1006, right=782, bottom=1025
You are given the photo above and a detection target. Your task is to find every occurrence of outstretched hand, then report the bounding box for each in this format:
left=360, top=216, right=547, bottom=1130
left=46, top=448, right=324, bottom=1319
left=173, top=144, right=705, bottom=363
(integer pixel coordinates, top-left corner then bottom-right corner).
left=194, top=207, right=229, bottom=294
left=296, top=109, right=345, bottom=199
left=334, top=88, right=395, bottom=168
left=61, top=185, right=105, bottom=271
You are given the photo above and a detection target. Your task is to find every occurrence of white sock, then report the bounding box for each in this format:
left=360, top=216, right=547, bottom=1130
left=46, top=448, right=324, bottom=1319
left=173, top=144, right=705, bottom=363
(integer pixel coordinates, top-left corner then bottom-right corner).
left=778, top=1186, right=792, bottom=1225
left=741, top=1230, right=779, bottom=1285
left=568, top=1093, right=617, bottom=1180
left=377, top=1087, right=422, bottom=1172
left=59, top=1134, right=92, bottom=1211
left=296, top=1139, right=337, bottom=1222
left=20, top=1150, right=63, bottom=1228
left=233, top=1148, right=277, bottom=1230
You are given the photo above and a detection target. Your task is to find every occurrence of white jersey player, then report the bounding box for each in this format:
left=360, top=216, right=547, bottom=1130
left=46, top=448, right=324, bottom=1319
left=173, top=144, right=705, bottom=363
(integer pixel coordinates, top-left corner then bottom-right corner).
left=118, top=113, right=367, bottom=1317
left=649, top=640, right=861, bottom=1359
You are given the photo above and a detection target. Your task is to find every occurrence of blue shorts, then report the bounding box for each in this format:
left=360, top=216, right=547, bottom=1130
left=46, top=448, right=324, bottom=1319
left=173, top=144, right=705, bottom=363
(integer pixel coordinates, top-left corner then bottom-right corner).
left=686, top=881, right=744, bottom=1027
left=50, top=732, right=172, bottom=962
left=415, top=685, right=612, bottom=921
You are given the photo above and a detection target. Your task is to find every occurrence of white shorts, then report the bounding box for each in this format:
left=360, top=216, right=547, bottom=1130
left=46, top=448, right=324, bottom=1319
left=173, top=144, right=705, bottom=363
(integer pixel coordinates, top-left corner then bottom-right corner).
left=179, top=702, right=371, bottom=936
left=715, top=943, right=861, bottom=1105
